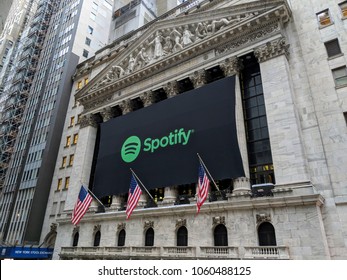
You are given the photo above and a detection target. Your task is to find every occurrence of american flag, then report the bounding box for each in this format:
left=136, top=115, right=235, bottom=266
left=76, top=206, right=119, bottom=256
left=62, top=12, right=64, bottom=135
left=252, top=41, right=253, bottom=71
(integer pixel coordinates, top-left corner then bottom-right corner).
left=197, top=162, right=210, bottom=213
left=71, top=186, right=93, bottom=225
left=126, top=174, right=142, bottom=219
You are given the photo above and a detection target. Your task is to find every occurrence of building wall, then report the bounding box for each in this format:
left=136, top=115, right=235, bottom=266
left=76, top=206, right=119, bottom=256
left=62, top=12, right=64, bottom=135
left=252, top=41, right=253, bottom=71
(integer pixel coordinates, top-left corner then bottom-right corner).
left=47, top=0, right=347, bottom=260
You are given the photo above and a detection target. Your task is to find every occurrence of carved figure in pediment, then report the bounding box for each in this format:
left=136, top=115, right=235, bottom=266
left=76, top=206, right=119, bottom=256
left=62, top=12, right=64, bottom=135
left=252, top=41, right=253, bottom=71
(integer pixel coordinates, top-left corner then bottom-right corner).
left=182, top=25, right=194, bottom=47
left=134, top=47, right=149, bottom=70
left=163, top=36, right=173, bottom=55
left=170, top=28, right=183, bottom=52
left=127, top=54, right=135, bottom=73
left=208, top=18, right=231, bottom=33
left=195, top=22, right=208, bottom=39
left=151, top=31, right=164, bottom=59
left=102, top=65, right=125, bottom=85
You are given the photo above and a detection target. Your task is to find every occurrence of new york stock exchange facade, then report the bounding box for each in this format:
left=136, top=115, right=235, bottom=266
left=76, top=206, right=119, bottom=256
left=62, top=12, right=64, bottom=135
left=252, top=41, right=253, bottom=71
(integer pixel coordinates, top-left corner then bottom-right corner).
left=51, top=0, right=347, bottom=260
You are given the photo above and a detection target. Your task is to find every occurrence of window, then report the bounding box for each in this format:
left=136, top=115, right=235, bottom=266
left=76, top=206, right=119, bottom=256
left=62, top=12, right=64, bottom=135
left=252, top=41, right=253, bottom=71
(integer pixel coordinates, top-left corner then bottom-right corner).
left=77, top=114, right=82, bottom=124
left=73, top=133, right=78, bottom=145
left=72, top=232, right=79, bottom=247
left=88, top=25, right=94, bottom=35
left=77, top=80, right=82, bottom=89
left=69, top=154, right=74, bottom=166
left=85, top=37, right=91, bottom=46
left=70, top=116, right=75, bottom=127
left=92, top=2, right=98, bottom=11
left=82, top=49, right=89, bottom=58
left=339, top=1, right=347, bottom=18
left=65, top=136, right=71, bottom=147
left=57, top=178, right=62, bottom=190
left=118, top=229, right=126, bottom=246
left=94, top=231, right=101, bottom=246
left=90, top=12, right=96, bottom=21
left=214, top=224, right=228, bottom=246
left=317, top=10, right=332, bottom=27
left=324, top=39, right=342, bottom=58
left=344, top=112, right=347, bottom=125
left=61, top=156, right=67, bottom=168
left=332, top=66, right=347, bottom=87
left=65, top=177, right=70, bottom=189
left=258, top=222, right=277, bottom=246
left=104, top=0, right=113, bottom=10
left=177, top=226, right=188, bottom=246
left=145, top=228, right=154, bottom=246
left=240, top=53, right=274, bottom=185
left=84, top=77, right=89, bottom=85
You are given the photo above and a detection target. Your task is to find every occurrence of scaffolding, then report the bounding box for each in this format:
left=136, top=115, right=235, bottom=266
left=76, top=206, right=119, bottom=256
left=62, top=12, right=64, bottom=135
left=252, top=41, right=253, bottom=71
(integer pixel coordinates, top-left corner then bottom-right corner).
left=0, top=0, right=57, bottom=189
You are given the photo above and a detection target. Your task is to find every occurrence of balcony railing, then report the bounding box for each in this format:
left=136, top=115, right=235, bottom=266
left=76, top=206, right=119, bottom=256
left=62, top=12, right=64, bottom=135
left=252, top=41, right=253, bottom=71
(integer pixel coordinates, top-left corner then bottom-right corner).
left=243, top=246, right=290, bottom=259
left=60, top=246, right=289, bottom=260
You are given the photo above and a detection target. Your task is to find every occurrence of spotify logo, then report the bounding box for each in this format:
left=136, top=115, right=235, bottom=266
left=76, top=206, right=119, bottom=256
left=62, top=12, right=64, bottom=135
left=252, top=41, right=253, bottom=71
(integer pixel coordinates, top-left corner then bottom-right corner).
left=120, top=128, right=194, bottom=163
left=121, top=136, right=141, bottom=163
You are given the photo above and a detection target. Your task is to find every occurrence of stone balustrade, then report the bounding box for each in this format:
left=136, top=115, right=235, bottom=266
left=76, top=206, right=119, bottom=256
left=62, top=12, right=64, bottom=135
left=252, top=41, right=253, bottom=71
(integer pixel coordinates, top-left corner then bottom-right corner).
left=60, top=245, right=290, bottom=260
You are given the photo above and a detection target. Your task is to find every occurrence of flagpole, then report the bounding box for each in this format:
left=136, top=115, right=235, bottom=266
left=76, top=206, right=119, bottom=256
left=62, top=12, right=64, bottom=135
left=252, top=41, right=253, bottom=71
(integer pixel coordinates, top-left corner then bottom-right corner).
left=83, top=185, right=105, bottom=209
left=197, top=153, right=222, bottom=196
left=130, top=168, right=157, bottom=205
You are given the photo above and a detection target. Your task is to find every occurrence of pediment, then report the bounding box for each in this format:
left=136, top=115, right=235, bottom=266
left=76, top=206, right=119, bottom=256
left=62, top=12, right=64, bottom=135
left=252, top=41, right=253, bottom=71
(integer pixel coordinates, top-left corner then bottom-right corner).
left=76, top=0, right=291, bottom=110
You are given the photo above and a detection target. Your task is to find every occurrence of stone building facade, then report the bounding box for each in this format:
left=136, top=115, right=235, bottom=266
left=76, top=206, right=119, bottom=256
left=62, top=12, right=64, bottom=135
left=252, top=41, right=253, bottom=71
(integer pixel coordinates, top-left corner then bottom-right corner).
left=42, top=0, right=347, bottom=260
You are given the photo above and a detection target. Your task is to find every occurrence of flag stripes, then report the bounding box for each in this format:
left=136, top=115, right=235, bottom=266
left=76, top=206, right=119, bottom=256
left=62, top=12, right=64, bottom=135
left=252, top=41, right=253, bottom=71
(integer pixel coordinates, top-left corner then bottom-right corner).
left=126, top=175, right=142, bottom=219
left=197, top=163, right=210, bottom=213
left=71, top=186, right=93, bottom=225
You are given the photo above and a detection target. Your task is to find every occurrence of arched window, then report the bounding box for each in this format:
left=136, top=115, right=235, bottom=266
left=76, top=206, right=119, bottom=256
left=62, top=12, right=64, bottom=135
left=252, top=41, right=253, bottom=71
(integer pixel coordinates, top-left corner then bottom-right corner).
left=72, top=232, right=79, bottom=247
left=94, top=230, right=101, bottom=247
left=118, top=229, right=126, bottom=247
left=177, top=226, right=188, bottom=246
left=258, top=222, right=277, bottom=246
left=145, top=228, right=154, bottom=246
left=214, top=224, right=228, bottom=246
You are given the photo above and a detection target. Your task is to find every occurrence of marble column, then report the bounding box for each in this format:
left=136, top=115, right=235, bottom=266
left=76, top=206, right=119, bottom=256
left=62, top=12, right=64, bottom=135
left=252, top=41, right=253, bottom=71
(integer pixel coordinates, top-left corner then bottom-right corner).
left=220, top=56, right=251, bottom=194
left=162, top=186, right=178, bottom=205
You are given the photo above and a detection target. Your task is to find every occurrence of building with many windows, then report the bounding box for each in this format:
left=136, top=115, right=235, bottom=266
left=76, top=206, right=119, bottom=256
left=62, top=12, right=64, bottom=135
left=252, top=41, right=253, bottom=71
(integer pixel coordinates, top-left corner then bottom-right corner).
left=0, top=0, right=114, bottom=251
left=45, top=0, right=347, bottom=260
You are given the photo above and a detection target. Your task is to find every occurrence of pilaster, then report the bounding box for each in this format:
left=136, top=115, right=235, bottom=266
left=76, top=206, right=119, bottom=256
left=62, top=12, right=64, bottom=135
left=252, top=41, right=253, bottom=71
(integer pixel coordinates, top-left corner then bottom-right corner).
left=254, top=38, right=310, bottom=185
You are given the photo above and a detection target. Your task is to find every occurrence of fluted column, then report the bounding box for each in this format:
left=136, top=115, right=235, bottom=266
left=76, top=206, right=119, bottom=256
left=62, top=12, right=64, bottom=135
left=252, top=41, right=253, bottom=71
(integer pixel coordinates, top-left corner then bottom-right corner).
left=110, top=195, right=123, bottom=210
left=232, top=177, right=251, bottom=196
left=162, top=186, right=178, bottom=205
left=221, top=57, right=251, bottom=193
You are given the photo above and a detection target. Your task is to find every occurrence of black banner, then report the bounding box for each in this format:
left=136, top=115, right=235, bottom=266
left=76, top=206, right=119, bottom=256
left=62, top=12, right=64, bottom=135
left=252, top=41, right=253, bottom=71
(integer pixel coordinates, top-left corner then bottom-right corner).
left=93, top=76, right=244, bottom=197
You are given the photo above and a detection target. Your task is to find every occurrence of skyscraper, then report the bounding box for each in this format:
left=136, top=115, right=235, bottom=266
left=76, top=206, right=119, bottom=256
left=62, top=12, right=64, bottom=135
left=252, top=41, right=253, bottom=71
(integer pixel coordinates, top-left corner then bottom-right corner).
left=0, top=0, right=114, bottom=248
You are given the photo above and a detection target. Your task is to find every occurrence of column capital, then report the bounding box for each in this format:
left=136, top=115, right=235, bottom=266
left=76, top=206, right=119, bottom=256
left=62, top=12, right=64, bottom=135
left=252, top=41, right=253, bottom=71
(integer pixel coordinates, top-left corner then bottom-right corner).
left=79, top=113, right=99, bottom=128
left=164, top=81, right=179, bottom=98
left=254, top=37, right=290, bottom=63
left=140, top=91, right=155, bottom=107
left=190, top=69, right=207, bottom=88
left=119, top=99, right=132, bottom=114
left=100, top=106, right=116, bottom=122
left=220, top=57, right=243, bottom=76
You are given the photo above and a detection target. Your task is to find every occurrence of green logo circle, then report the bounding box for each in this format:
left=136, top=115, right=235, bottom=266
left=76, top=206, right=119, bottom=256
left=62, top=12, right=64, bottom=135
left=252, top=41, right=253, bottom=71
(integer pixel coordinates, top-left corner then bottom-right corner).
left=121, top=136, right=141, bottom=163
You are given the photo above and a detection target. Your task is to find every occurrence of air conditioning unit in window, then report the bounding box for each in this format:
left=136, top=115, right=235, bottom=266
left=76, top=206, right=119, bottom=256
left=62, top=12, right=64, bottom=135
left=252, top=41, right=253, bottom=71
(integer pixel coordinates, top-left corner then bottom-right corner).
left=251, top=183, right=275, bottom=197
